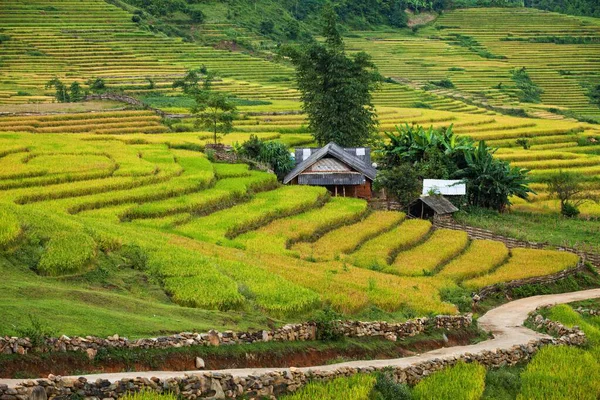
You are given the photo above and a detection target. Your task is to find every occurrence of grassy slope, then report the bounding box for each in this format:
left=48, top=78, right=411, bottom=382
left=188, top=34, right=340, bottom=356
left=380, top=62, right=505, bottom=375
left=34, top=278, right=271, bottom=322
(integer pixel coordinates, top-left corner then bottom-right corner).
left=455, top=208, right=600, bottom=249
left=0, top=248, right=270, bottom=338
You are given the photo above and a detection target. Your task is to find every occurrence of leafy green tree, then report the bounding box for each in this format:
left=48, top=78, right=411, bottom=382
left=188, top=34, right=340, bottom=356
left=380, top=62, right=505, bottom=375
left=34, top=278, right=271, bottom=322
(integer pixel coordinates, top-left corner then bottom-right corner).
left=69, top=81, right=84, bottom=102
left=189, top=9, right=205, bottom=24
left=378, top=124, right=473, bottom=171
left=511, top=67, right=543, bottom=103
left=457, top=142, right=533, bottom=211
left=193, top=92, right=238, bottom=144
left=259, top=20, right=275, bottom=35
left=589, top=83, right=600, bottom=107
left=176, top=70, right=238, bottom=144
left=172, top=68, right=203, bottom=95
left=373, top=163, right=422, bottom=210
left=283, top=5, right=380, bottom=147
left=237, top=135, right=294, bottom=181
left=86, top=77, right=106, bottom=93
left=45, top=78, right=69, bottom=103
left=546, top=170, right=599, bottom=217
left=377, top=124, right=533, bottom=211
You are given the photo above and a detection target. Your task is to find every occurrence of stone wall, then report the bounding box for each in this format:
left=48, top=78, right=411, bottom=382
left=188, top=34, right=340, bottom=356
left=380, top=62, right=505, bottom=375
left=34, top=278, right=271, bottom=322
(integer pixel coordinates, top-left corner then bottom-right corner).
left=203, top=144, right=238, bottom=163
left=0, top=316, right=471, bottom=357
left=433, top=218, right=600, bottom=266
left=0, top=316, right=584, bottom=400
left=575, top=307, right=600, bottom=316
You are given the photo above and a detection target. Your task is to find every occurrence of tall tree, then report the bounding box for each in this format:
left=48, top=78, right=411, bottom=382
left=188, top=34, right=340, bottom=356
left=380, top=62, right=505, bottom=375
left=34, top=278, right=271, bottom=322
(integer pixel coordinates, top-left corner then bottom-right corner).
left=174, top=70, right=238, bottom=144
left=283, top=6, right=380, bottom=147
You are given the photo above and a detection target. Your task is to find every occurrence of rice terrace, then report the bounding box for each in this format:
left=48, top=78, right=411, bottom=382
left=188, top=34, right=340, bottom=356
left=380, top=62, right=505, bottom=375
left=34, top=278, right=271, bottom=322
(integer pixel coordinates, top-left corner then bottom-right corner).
left=1, top=0, right=600, bottom=399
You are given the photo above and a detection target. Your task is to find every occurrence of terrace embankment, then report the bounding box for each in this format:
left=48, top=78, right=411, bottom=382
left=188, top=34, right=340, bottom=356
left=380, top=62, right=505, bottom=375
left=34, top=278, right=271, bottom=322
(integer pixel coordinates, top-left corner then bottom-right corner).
left=1, top=289, right=599, bottom=399
left=0, top=330, right=477, bottom=378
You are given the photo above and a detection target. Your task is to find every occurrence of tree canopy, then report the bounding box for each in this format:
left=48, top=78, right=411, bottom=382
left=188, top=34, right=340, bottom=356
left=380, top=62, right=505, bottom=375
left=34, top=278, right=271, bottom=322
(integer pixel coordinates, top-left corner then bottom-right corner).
left=174, top=69, right=238, bottom=144
left=283, top=6, right=380, bottom=147
left=376, top=124, right=534, bottom=211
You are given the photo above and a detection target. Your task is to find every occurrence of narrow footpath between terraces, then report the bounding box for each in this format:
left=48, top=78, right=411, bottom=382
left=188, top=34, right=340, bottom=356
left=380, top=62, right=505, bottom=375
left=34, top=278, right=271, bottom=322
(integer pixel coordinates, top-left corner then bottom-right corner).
left=3, top=288, right=600, bottom=387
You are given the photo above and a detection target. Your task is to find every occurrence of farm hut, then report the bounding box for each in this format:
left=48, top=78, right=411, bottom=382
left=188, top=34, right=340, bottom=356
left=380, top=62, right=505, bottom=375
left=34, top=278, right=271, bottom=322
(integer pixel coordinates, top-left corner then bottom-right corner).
left=409, top=195, right=458, bottom=220
left=283, top=142, right=377, bottom=199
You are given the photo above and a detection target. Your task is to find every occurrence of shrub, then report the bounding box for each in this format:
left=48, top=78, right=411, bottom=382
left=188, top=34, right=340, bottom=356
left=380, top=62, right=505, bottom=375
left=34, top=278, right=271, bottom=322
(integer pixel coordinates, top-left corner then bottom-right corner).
left=373, top=371, right=412, bottom=399
left=15, top=315, right=55, bottom=349
left=373, top=163, right=421, bottom=210
left=511, top=67, right=543, bottom=103
left=412, top=361, right=485, bottom=400
left=429, top=78, right=455, bottom=88
left=314, top=306, right=344, bottom=341
left=561, top=201, right=580, bottom=217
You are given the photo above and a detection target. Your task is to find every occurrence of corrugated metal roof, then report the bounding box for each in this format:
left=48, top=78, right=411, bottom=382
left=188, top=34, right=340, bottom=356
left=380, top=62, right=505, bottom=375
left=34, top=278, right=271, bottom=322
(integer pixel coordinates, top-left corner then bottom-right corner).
left=422, top=179, right=466, bottom=196
left=417, top=195, right=459, bottom=215
left=295, top=146, right=371, bottom=165
left=307, top=158, right=351, bottom=172
left=299, top=173, right=366, bottom=185
left=284, top=142, right=377, bottom=184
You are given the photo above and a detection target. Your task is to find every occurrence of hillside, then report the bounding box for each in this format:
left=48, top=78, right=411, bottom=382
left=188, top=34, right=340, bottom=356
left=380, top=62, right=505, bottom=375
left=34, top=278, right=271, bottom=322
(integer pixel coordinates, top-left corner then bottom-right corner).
left=0, top=0, right=598, bottom=333
left=0, top=132, right=583, bottom=338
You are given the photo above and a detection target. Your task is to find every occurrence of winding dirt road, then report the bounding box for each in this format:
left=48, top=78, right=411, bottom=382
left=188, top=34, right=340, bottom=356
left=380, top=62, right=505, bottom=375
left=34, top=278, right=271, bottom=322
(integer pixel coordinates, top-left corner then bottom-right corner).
left=2, top=288, right=600, bottom=387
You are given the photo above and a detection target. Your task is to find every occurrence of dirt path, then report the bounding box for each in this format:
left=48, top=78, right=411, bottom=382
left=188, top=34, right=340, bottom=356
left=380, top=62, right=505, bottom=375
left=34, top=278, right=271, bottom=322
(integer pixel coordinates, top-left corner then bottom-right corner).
left=2, top=288, right=600, bottom=386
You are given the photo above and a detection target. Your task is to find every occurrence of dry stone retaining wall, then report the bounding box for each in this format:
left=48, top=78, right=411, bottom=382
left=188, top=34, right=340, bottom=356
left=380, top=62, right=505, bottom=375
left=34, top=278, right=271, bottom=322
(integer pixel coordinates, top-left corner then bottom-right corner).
left=0, top=316, right=472, bottom=357
left=0, top=319, right=584, bottom=400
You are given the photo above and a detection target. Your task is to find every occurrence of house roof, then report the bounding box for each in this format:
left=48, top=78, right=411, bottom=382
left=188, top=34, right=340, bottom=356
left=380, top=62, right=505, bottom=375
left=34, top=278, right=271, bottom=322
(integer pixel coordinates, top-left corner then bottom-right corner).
left=415, top=195, right=459, bottom=215
left=284, top=142, right=377, bottom=184
left=422, top=179, right=466, bottom=196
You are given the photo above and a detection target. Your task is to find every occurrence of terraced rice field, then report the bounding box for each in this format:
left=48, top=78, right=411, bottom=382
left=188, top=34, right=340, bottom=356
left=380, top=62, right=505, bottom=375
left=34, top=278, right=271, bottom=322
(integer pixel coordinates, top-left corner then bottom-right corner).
left=0, top=133, right=583, bottom=321
left=347, top=8, right=600, bottom=121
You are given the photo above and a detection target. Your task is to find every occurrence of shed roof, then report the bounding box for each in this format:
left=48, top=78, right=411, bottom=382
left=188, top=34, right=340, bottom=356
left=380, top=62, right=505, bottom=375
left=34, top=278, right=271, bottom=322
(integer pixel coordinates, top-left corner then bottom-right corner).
left=415, top=195, right=459, bottom=215
left=284, top=142, right=377, bottom=184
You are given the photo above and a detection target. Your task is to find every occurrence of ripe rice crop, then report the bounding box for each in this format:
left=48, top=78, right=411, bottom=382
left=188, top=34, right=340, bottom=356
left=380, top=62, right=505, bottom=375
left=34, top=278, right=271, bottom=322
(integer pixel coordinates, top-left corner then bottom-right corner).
left=412, top=361, right=486, bottom=400
left=546, top=305, right=600, bottom=346
left=438, top=240, right=509, bottom=280
left=162, top=275, right=244, bottom=311
left=463, top=248, right=580, bottom=289
left=517, top=346, right=600, bottom=400
left=37, top=231, right=97, bottom=276
left=122, top=172, right=278, bottom=221
left=237, top=197, right=368, bottom=255
left=392, top=229, right=469, bottom=276
left=350, top=219, right=432, bottom=270
left=176, top=185, right=328, bottom=243
left=213, top=163, right=251, bottom=178
left=221, top=259, right=321, bottom=317
left=149, top=250, right=244, bottom=311
left=283, top=373, right=376, bottom=400
left=292, top=211, right=405, bottom=261
left=0, top=204, right=20, bottom=247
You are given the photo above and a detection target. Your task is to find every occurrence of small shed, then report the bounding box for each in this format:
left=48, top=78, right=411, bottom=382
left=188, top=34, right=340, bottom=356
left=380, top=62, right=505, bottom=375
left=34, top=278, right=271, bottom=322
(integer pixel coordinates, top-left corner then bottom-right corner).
left=283, top=142, right=377, bottom=199
left=409, top=195, right=459, bottom=220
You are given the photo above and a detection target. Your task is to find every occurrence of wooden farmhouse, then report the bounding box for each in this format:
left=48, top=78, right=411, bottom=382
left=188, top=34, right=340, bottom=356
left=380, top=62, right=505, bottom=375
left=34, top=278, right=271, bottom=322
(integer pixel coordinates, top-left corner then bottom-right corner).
left=283, top=142, right=377, bottom=199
